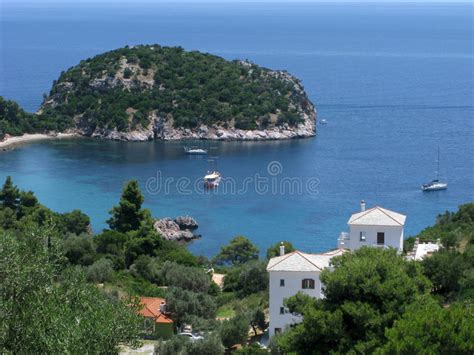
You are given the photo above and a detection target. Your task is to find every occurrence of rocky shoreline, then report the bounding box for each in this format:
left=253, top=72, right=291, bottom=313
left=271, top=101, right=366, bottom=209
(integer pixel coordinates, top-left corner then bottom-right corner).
left=0, top=113, right=316, bottom=152
left=0, top=118, right=316, bottom=151
left=154, top=215, right=201, bottom=242
left=74, top=112, right=316, bottom=142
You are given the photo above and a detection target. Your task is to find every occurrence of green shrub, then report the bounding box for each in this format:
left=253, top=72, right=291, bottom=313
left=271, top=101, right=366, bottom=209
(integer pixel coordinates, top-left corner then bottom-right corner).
left=123, top=68, right=133, bottom=79
left=86, top=258, right=114, bottom=283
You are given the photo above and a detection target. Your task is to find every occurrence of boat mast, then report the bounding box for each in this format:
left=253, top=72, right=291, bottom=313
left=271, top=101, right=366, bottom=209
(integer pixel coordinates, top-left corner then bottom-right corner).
left=436, top=147, right=440, bottom=181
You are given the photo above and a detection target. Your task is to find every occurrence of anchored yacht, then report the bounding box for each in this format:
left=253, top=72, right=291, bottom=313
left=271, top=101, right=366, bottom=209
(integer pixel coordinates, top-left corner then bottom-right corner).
left=422, top=148, right=447, bottom=191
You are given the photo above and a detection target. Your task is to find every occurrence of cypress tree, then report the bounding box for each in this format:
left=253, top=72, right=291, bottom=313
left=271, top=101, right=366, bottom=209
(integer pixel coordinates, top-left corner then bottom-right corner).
left=0, top=176, right=20, bottom=210
left=107, top=180, right=151, bottom=233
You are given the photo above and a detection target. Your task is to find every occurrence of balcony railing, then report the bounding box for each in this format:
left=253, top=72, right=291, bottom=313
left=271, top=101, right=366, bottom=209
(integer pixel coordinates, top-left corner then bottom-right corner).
left=338, top=232, right=350, bottom=248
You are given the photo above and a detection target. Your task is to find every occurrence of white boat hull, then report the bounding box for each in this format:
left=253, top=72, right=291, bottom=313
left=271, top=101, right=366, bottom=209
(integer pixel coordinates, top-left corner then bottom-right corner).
left=184, top=146, right=208, bottom=155
left=421, top=183, right=448, bottom=191
left=204, top=172, right=221, bottom=188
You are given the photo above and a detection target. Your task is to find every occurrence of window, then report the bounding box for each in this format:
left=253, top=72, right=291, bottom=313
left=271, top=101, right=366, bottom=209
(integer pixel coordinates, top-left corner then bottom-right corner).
left=280, top=307, right=285, bottom=314
left=360, top=231, right=366, bottom=241
left=280, top=279, right=285, bottom=287
left=302, top=279, right=315, bottom=289
left=377, top=232, right=385, bottom=245
left=274, top=328, right=282, bottom=334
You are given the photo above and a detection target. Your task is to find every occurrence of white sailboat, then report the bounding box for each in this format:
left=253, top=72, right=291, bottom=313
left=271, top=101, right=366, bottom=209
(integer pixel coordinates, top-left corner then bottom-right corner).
left=422, top=148, right=447, bottom=191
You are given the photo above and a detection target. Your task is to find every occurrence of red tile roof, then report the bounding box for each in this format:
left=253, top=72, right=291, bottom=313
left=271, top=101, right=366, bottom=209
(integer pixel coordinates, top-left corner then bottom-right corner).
left=139, top=297, right=173, bottom=324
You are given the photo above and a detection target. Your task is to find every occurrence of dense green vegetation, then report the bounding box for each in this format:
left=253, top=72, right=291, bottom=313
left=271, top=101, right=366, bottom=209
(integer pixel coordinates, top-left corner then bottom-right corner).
left=1, top=229, right=143, bottom=353
left=405, top=203, right=474, bottom=251
left=0, top=96, right=72, bottom=140
left=416, top=204, right=474, bottom=302
left=41, top=45, right=312, bottom=132
left=2, top=175, right=472, bottom=353
left=0, top=97, right=34, bottom=139
left=273, top=203, right=474, bottom=354
left=0, top=177, right=271, bottom=352
left=381, top=296, right=473, bottom=354
left=1, top=46, right=313, bottom=140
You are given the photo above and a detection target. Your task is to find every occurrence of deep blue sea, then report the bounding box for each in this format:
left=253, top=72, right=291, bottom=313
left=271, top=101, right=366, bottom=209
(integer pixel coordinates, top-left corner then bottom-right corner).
left=0, top=2, right=473, bottom=257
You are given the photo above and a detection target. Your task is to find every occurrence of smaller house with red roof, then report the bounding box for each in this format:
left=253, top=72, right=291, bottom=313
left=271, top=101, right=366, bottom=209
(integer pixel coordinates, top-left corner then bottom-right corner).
left=138, top=297, right=174, bottom=339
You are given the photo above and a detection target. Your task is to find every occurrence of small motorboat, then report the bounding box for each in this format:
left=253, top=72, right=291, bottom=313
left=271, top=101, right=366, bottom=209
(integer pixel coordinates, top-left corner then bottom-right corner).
left=320, top=119, right=327, bottom=125
left=184, top=146, right=208, bottom=155
left=204, top=171, right=221, bottom=188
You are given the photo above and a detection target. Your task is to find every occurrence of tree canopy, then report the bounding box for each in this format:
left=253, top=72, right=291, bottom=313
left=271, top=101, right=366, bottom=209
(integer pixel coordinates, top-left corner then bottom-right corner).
left=223, top=260, right=268, bottom=297
left=381, top=296, right=474, bottom=354
left=405, top=202, right=474, bottom=251
left=157, top=334, right=225, bottom=355
left=0, top=226, right=142, bottom=353
left=0, top=176, right=19, bottom=210
left=422, top=245, right=474, bottom=301
left=107, top=180, right=152, bottom=233
left=38, top=45, right=313, bottom=134
left=0, top=96, right=73, bottom=139
left=277, top=247, right=432, bottom=354
left=213, top=236, right=259, bottom=266
left=0, top=176, right=90, bottom=236
left=266, top=240, right=295, bottom=259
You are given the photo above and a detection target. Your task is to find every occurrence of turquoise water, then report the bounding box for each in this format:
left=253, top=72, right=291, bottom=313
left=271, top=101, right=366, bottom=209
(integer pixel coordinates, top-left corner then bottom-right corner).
left=1, top=2, right=473, bottom=256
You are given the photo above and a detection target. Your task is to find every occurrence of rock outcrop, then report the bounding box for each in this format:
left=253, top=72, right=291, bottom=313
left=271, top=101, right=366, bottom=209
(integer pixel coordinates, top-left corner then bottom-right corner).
left=154, top=216, right=201, bottom=242
left=174, top=215, right=199, bottom=230
left=153, top=113, right=315, bottom=141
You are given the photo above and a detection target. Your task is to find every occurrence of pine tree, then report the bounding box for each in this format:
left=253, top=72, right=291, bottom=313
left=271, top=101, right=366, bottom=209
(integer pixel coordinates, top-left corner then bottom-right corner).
left=107, top=180, right=151, bottom=233
left=0, top=176, right=20, bottom=210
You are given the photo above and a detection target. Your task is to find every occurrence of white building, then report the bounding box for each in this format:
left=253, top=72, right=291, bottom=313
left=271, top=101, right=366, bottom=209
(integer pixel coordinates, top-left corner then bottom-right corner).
left=266, top=247, right=346, bottom=337
left=406, top=238, right=441, bottom=261
left=267, top=201, right=407, bottom=338
left=338, top=201, right=406, bottom=253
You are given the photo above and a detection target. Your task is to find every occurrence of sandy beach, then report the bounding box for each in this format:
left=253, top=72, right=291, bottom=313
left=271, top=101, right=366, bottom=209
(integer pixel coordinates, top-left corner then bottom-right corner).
left=0, top=133, right=78, bottom=150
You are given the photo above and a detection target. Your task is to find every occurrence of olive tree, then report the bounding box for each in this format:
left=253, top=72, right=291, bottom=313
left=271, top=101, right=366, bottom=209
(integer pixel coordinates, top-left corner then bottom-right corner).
left=0, top=225, right=142, bottom=353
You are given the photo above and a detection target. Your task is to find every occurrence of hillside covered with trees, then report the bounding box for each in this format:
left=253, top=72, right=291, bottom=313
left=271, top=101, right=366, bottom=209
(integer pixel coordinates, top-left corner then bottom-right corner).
left=1, top=45, right=316, bottom=142
left=0, top=96, right=72, bottom=141
left=39, top=45, right=316, bottom=140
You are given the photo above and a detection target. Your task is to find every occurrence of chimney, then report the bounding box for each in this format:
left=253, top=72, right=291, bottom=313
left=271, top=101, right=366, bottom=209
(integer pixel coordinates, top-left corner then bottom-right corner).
left=360, top=200, right=366, bottom=212
left=160, top=301, right=166, bottom=314
left=279, top=242, right=285, bottom=256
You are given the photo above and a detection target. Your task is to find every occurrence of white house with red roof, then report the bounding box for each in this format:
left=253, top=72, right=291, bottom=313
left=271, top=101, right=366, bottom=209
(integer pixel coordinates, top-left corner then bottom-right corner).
left=267, top=201, right=406, bottom=337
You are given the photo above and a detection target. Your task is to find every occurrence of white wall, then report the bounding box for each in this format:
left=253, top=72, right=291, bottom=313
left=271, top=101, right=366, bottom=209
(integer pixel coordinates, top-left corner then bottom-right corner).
left=346, top=225, right=404, bottom=252
left=268, top=270, right=322, bottom=337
